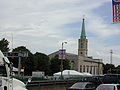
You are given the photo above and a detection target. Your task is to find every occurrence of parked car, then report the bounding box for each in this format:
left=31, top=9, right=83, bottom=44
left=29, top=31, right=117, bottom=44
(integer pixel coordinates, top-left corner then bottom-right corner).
left=96, top=84, right=120, bottom=90
left=102, top=74, right=120, bottom=84
left=67, top=82, right=98, bottom=90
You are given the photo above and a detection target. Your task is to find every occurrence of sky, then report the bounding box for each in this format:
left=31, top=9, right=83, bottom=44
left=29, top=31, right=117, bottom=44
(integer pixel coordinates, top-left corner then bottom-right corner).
left=0, top=0, right=120, bottom=66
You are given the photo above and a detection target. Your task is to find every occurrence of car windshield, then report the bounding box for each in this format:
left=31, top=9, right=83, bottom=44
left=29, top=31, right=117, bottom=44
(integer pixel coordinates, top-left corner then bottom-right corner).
left=70, top=82, right=96, bottom=89
left=96, top=85, right=115, bottom=90
left=85, top=83, right=96, bottom=89
left=70, top=82, right=87, bottom=89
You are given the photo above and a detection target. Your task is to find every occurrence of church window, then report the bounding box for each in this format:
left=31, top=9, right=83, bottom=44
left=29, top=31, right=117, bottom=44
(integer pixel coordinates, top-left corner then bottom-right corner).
left=81, top=43, right=83, bottom=48
left=83, top=65, right=85, bottom=72
left=93, top=66, right=96, bottom=75
left=80, top=65, right=82, bottom=72
left=90, top=66, right=92, bottom=74
left=87, top=66, right=89, bottom=72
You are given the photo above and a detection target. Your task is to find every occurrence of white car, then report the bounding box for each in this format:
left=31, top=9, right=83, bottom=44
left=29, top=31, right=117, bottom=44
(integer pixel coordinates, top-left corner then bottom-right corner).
left=96, top=84, right=120, bottom=90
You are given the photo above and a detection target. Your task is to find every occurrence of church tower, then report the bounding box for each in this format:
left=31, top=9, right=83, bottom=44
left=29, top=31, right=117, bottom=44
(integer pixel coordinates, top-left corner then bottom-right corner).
left=78, top=18, right=88, bottom=57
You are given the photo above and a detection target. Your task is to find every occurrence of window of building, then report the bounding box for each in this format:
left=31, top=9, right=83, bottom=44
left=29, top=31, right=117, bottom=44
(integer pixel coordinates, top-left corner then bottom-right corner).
left=93, top=66, right=96, bottom=75
left=87, top=66, right=89, bottom=72
left=90, top=66, right=92, bottom=74
left=80, top=65, right=82, bottom=72
left=83, top=65, right=85, bottom=72
left=80, top=43, right=83, bottom=48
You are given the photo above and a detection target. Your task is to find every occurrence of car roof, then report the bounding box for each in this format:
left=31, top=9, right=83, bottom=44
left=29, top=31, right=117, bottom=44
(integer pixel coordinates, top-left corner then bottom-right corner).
left=104, top=74, right=120, bottom=76
left=100, top=84, right=120, bottom=86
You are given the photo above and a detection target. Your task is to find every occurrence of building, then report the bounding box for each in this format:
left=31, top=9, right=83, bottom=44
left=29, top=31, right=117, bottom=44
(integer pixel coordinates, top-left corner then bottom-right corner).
left=48, top=18, right=103, bottom=75
left=76, top=18, right=103, bottom=75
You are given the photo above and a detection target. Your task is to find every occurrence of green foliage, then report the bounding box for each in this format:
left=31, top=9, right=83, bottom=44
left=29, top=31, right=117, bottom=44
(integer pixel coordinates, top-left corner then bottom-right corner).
left=116, top=65, right=120, bottom=69
left=103, top=64, right=120, bottom=74
left=50, top=55, right=61, bottom=75
left=103, top=63, right=115, bottom=74
left=0, top=38, right=10, bottom=52
left=11, top=46, right=34, bottom=76
left=50, top=55, right=71, bottom=75
left=12, top=46, right=30, bottom=52
left=33, top=52, right=50, bottom=75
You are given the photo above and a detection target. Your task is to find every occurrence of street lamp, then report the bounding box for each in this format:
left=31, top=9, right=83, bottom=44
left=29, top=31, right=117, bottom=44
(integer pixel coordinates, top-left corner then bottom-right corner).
left=60, top=42, right=67, bottom=79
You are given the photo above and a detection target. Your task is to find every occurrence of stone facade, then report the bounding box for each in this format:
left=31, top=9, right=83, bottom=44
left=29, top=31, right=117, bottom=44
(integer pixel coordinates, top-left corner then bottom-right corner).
left=76, top=56, right=103, bottom=75
left=78, top=38, right=88, bottom=57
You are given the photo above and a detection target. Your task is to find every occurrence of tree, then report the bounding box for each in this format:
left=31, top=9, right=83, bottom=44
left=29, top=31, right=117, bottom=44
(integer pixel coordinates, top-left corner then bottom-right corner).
left=50, top=55, right=71, bottom=75
left=11, top=46, right=34, bottom=76
left=50, top=55, right=61, bottom=75
left=0, top=38, right=10, bottom=52
left=103, top=63, right=115, bottom=74
left=33, top=52, right=50, bottom=75
left=114, top=65, right=120, bottom=74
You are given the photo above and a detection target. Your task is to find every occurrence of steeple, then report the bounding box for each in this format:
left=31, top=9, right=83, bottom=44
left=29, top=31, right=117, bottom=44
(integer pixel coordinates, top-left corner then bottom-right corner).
left=80, top=18, right=86, bottom=39
left=78, top=18, right=88, bottom=57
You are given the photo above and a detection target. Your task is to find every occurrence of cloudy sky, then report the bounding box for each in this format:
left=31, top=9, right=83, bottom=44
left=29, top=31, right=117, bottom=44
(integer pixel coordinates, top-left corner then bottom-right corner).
left=0, top=0, right=120, bottom=66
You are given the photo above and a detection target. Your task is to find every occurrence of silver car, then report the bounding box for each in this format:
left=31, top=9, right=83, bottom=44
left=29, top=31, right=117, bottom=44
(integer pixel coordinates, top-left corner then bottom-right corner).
left=96, top=84, right=120, bottom=90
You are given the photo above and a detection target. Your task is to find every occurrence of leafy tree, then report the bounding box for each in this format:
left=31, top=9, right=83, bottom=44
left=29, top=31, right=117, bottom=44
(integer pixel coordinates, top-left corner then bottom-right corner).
left=103, top=63, right=115, bottom=74
left=50, top=55, right=71, bottom=75
left=50, top=55, right=61, bottom=75
left=33, top=52, right=50, bottom=75
left=116, top=65, right=120, bottom=69
left=114, top=65, right=120, bottom=74
left=0, top=38, right=10, bottom=52
left=11, top=46, right=34, bottom=75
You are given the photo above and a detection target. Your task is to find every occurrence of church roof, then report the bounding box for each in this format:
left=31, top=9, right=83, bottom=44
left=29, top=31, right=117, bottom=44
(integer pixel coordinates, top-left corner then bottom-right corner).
left=48, top=51, right=78, bottom=62
left=48, top=51, right=102, bottom=63
left=83, top=56, right=103, bottom=63
left=80, top=18, right=86, bottom=39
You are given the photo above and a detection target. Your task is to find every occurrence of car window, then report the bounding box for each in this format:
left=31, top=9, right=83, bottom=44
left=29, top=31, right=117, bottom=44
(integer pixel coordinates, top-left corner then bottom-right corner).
left=85, top=83, right=96, bottom=89
left=96, top=85, right=114, bottom=90
left=70, top=82, right=87, bottom=89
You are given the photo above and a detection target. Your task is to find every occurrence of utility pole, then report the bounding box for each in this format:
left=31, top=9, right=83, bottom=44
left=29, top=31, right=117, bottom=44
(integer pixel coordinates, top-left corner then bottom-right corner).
left=59, top=42, right=67, bottom=80
left=110, top=50, right=113, bottom=64
left=109, top=50, right=113, bottom=74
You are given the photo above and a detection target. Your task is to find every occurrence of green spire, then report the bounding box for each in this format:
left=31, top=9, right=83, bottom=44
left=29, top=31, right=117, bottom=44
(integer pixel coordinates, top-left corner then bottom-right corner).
left=80, top=18, right=86, bottom=39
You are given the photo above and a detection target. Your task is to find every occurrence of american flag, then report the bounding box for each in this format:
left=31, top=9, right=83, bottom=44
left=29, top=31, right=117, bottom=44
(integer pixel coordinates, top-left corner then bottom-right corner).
left=112, top=0, right=120, bottom=23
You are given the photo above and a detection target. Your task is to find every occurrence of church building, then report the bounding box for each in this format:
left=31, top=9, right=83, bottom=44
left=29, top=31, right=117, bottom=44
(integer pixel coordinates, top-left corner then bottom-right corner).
left=75, top=18, right=103, bottom=75
left=49, top=18, right=103, bottom=75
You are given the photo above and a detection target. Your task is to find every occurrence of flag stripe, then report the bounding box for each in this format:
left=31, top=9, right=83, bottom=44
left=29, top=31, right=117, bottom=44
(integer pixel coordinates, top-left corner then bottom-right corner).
left=112, top=0, right=120, bottom=23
